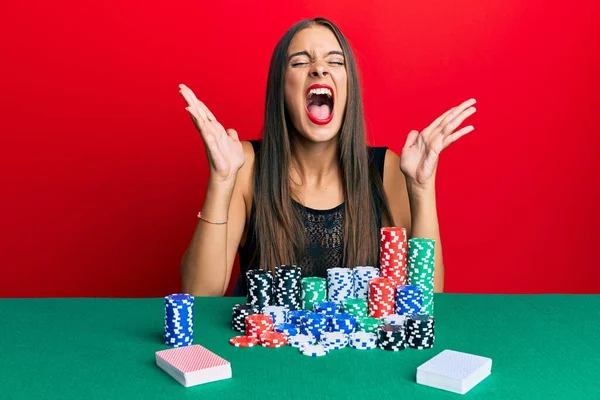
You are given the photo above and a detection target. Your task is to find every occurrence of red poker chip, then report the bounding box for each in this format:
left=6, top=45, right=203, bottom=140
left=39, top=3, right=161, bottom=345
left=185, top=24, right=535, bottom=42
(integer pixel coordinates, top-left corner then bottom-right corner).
left=259, top=331, right=288, bottom=347
left=230, top=335, right=259, bottom=347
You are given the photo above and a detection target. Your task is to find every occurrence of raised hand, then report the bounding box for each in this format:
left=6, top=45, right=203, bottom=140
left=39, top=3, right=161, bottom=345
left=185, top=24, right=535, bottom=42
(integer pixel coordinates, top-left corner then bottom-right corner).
left=179, top=84, right=244, bottom=183
left=400, top=98, right=477, bottom=189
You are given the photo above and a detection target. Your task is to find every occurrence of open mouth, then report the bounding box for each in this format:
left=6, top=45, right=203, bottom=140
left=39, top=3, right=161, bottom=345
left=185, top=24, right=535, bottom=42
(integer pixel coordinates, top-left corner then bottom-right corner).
left=305, top=84, right=334, bottom=125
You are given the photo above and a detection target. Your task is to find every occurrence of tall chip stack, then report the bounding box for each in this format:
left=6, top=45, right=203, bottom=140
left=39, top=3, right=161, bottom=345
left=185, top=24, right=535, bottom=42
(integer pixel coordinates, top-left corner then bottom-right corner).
left=164, top=293, right=194, bottom=347
left=379, top=227, right=408, bottom=286
left=274, top=265, right=302, bottom=310
left=368, top=277, right=395, bottom=318
left=301, top=277, right=326, bottom=311
left=246, top=269, right=273, bottom=311
left=327, top=267, right=354, bottom=304
left=407, top=238, right=436, bottom=315
left=352, top=266, right=380, bottom=300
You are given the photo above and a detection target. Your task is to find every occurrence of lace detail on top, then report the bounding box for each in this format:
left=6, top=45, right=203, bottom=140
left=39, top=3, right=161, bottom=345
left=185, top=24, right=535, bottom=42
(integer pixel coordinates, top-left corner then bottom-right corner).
left=293, top=201, right=345, bottom=278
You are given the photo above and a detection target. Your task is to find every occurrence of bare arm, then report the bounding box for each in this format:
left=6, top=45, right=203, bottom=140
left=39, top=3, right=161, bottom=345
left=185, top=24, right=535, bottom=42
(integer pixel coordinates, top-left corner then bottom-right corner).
left=177, top=84, right=252, bottom=296
left=383, top=151, right=445, bottom=292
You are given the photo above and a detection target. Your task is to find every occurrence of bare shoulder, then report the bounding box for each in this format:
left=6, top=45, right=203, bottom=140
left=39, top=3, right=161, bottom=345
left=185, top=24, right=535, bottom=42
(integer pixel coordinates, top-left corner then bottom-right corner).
left=382, top=149, right=412, bottom=234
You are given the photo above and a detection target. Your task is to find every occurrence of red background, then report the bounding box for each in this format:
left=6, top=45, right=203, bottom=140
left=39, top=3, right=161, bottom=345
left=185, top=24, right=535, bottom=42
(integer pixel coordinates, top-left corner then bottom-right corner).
left=1, top=0, right=599, bottom=297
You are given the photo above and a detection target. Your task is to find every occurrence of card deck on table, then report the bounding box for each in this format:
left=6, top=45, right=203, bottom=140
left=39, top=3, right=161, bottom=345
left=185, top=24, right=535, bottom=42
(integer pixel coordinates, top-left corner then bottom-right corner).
left=416, top=349, right=492, bottom=394
left=155, top=344, right=232, bottom=387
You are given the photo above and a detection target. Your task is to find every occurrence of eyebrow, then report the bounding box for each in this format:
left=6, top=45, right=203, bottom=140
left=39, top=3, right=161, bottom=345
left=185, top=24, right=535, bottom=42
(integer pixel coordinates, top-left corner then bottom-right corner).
left=287, top=50, right=344, bottom=61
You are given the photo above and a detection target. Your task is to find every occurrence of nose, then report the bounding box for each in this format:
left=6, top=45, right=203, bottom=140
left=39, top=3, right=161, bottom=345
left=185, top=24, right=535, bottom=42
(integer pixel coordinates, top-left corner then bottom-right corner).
left=309, top=60, right=329, bottom=78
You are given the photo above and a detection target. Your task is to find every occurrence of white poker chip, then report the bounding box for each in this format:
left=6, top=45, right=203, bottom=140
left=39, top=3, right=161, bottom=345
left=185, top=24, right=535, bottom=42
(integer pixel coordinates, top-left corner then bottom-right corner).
left=288, top=334, right=316, bottom=348
left=300, top=344, right=328, bottom=357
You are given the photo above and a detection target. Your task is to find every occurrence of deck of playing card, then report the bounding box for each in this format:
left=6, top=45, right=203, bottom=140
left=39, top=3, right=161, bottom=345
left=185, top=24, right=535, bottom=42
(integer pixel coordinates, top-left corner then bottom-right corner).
left=155, top=344, right=232, bottom=387
left=416, top=349, right=492, bottom=394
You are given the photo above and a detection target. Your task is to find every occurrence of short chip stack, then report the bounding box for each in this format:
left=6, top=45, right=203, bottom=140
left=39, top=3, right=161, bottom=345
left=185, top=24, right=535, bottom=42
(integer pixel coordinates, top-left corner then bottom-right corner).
left=379, top=227, right=408, bottom=287
left=407, top=238, right=436, bottom=315
left=301, top=277, right=327, bottom=311
left=407, top=314, right=435, bottom=349
left=274, top=265, right=302, bottom=310
left=341, top=298, right=368, bottom=319
left=164, top=294, right=194, bottom=347
left=246, top=269, right=273, bottom=310
left=377, top=324, right=407, bottom=351
left=368, top=277, right=395, bottom=318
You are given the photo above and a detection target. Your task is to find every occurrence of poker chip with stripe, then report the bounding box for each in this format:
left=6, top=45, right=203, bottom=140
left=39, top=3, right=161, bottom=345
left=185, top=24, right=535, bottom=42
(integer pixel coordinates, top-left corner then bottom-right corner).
left=377, top=324, right=407, bottom=351
left=395, top=285, right=423, bottom=315
left=301, top=277, right=327, bottom=311
left=289, top=310, right=311, bottom=326
left=300, top=344, right=328, bottom=356
left=229, top=335, right=259, bottom=347
left=164, top=293, right=194, bottom=347
left=299, top=312, right=328, bottom=340
left=319, top=332, right=348, bottom=350
left=341, top=298, right=368, bottom=319
left=357, top=316, right=382, bottom=333
left=379, top=227, right=408, bottom=287
left=352, top=266, right=380, bottom=300
left=327, top=267, right=354, bottom=304
left=274, top=323, right=299, bottom=337
left=245, top=314, right=274, bottom=338
left=406, top=314, right=435, bottom=349
left=407, top=238, right=435, bottom=315
left=349, top=331, right=378, bottom=350
left=330, top=312, right=357, bottom=334
left=368, top=277, right=395, bottom=318
left=231, top=303, right=259, bottom=332
left=288, top=333, right=317, bottom=348
left=246, top=269, right=273, bottom=310
left=274, top=265, right=302, bottom=311
left=262, top=305, right=289, bottom=325
left=383, top=314, right=407, bottom=326
left=260, top=331, right=288, bottom=348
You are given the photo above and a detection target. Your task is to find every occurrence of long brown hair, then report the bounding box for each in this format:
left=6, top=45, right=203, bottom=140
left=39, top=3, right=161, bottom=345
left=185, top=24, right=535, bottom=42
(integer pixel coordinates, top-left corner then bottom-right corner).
left=254, top=17, right=394, bottom=273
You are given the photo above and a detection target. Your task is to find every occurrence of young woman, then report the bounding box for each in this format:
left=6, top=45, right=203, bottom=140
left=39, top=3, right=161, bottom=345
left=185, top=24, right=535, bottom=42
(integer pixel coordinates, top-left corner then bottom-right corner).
left=178, top=17, right=476, bottom=297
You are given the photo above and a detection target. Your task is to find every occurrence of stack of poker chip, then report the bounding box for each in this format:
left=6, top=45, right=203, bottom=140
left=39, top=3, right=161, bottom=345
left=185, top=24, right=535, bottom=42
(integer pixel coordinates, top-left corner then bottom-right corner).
left=349, top=331, right=378, bottom=350
left=231, top=304, right=259, bottom=332
left=368, top=277, right=395, bottom=318
left=246, top=269, right=273, bottom=310
left=301, top=277, right=326, bottom=311
left=327, top=267, right=354, bottom=304
left=259, top=331, right=288, bottom=348
left=379, top=227, right=408, bottom=286
left=300, top=344, right=328, bottom=357
left=289, top=309, right=311, bottom=325
left=262, top=305, right=289, bottom=325
left=357, top=316, right=381, bottom=333
left=274, top=265, right=302, bottom=310
left=352, top=266, right=380, bottom=300
left=407, top=238, right=435, bottom=315
left=383, top=314, right=407, bottom=326
left=288, top=333, right=316, bottom=348
left=395, top=285, right=423, bottom=315
left=245, top=314, right=274, bottom=338
left=341, top=298, right=368, bottom=319
left=299, top=312, right=328, bottom=340
left=164, top=293, right=194, bottom=347
left=406, top=314, right=435, bottom=349
left=274, top=323, right=299, bottom=337
left=319, top=332, right=349, bottom=350
left=377, top=324, right=407, bottom=351
left=329, top=313, right=357, bottom=334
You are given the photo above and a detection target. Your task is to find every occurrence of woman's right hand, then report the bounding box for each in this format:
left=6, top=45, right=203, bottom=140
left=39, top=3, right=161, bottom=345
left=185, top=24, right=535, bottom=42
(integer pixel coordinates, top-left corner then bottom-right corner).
left=179, top=84, right=245, bottom=183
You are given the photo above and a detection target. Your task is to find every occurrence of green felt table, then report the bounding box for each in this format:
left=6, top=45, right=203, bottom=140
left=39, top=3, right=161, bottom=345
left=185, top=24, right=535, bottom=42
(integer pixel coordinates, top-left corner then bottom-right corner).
left=1, top=295, right=599, bottom=399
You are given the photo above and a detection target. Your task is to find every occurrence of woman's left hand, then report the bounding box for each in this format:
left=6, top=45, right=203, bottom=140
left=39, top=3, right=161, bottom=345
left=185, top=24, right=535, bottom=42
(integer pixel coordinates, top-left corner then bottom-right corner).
left=400, top=98, right=477, bottom=192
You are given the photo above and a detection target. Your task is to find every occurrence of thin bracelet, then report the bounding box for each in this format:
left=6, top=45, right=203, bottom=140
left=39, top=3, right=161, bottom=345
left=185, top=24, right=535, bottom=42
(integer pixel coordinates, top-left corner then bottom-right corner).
left=197, top=211, right=227, bottom=225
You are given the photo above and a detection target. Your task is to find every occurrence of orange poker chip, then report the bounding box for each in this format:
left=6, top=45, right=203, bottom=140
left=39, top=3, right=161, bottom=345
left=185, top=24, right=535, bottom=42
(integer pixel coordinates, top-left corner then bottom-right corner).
left=230, top=335, right=259, bottom=347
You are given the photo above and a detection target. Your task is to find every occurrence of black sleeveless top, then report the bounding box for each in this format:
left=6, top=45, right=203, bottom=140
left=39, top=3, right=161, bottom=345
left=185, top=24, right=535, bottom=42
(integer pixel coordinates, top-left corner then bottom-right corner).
left=233, top=140, right=388, bottom=296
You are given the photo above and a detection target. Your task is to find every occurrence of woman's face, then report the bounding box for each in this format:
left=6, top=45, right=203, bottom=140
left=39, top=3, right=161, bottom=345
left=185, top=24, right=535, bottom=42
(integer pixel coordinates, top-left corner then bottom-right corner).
left=284, top=26, right=347, bottom=143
